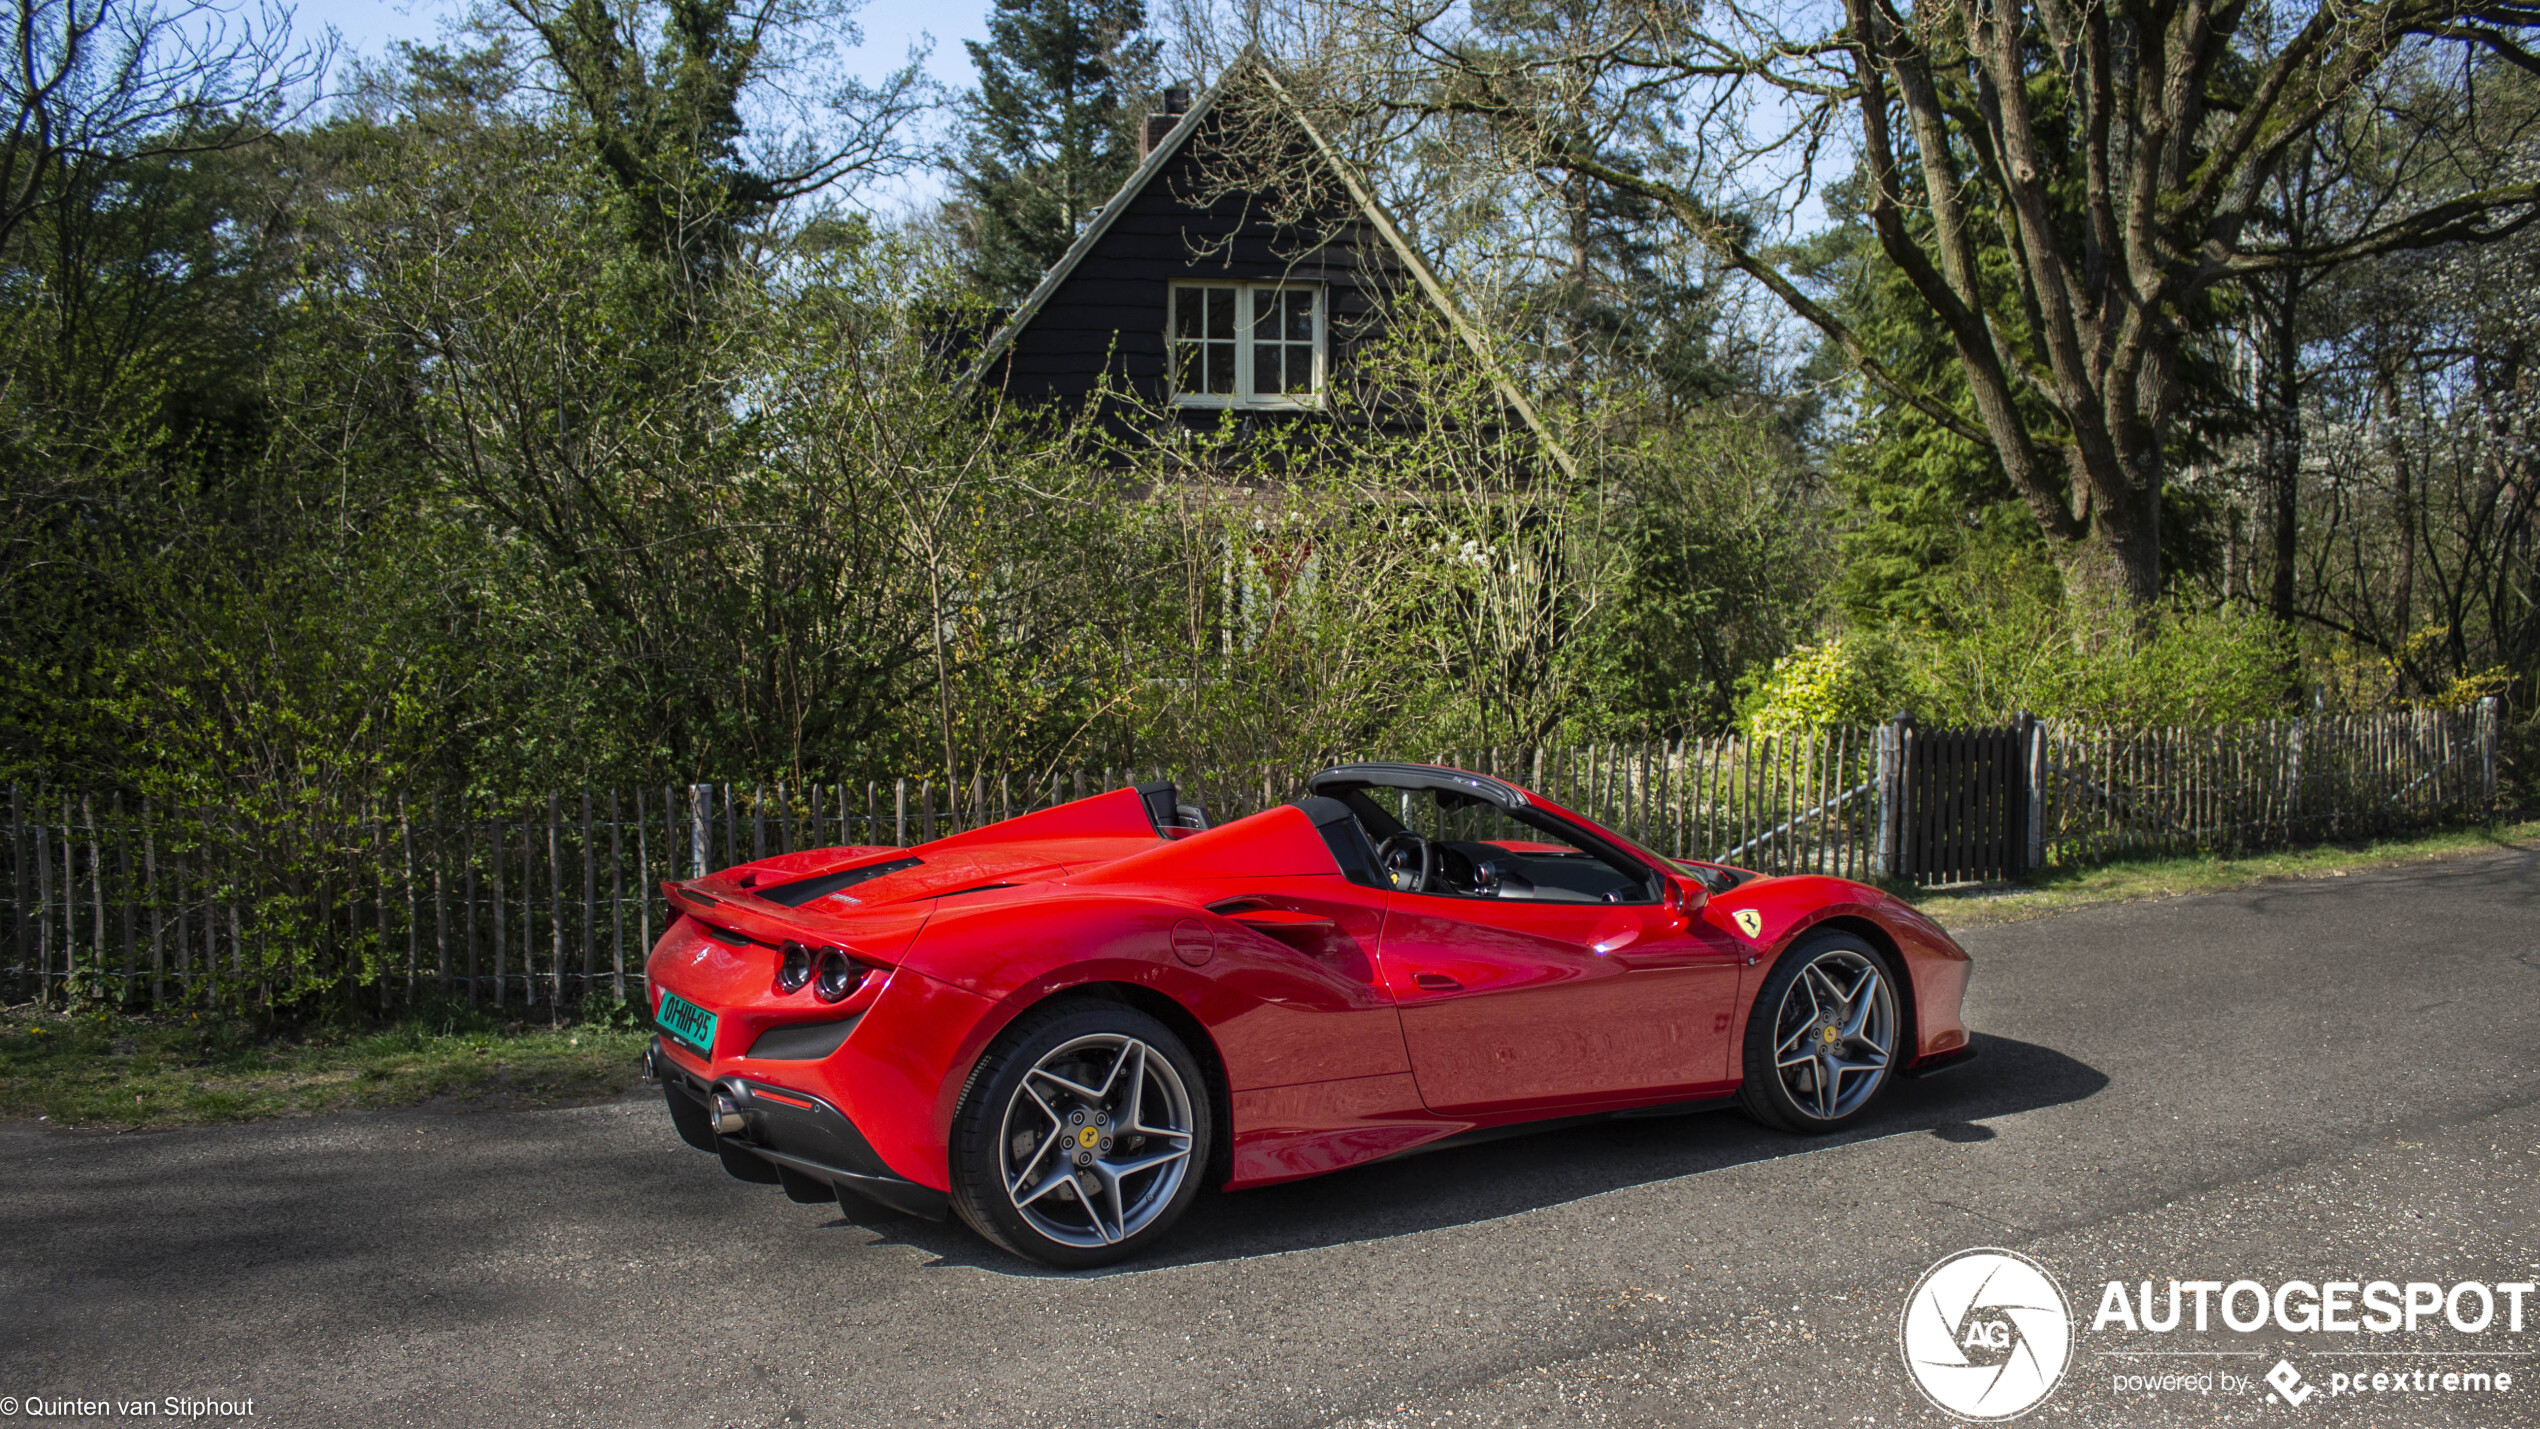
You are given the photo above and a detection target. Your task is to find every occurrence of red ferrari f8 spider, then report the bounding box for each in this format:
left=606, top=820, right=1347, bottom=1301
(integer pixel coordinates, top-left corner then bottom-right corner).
left=644, top=763, right=1975, bottom=1266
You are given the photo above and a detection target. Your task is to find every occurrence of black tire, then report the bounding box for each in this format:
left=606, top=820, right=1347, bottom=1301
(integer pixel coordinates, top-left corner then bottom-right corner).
left=947, top=999, right=1212, bottom=1268
left=1736, top=929, right=1904, bottom=1133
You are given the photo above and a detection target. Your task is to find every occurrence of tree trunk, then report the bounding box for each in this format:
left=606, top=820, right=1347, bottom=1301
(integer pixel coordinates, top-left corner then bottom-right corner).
left=2054, top=376, right=2168, bottom=612
left=2057, top=483, right=2163, bottom=611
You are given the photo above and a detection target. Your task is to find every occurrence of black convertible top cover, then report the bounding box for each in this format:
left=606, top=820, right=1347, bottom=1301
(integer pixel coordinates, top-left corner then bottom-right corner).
left=1288, top=795, right=1386, bottom=888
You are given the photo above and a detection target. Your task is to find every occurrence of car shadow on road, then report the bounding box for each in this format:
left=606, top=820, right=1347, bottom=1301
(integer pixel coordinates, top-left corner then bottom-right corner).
left=826, top=1031, right=2105, bottom=1278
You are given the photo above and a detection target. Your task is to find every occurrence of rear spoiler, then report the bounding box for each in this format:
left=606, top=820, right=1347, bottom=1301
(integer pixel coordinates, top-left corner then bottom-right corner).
left=660, top=881, right=919, bottom=966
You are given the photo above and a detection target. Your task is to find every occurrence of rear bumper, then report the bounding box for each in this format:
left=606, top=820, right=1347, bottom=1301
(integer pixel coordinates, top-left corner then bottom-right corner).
left=651, top=1038, right=950, bottom=1220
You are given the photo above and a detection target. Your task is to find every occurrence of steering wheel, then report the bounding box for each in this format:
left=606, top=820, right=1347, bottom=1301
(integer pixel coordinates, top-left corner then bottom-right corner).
left=1374, top=830, right=1433, bottom=893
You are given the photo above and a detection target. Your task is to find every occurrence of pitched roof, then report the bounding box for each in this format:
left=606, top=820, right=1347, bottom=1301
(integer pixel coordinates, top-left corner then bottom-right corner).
left=968, top=52, right=1580, bottom=480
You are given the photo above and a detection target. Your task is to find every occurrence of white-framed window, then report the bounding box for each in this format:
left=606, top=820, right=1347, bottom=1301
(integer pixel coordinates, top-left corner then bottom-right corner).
left=1169, top=281, right=1325, bottom=408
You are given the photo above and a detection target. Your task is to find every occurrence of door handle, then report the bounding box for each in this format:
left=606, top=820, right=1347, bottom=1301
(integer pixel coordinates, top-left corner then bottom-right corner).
left=1208, top=900, right=1341, bottom=952
left=1413, top=972, right=1462, bottom=992
left=1225, top=908, right=1337, bottom=934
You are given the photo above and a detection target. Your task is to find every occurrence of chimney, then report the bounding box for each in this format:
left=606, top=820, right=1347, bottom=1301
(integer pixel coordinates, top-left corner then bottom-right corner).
left=1139, top=85, right=1194, bottom=159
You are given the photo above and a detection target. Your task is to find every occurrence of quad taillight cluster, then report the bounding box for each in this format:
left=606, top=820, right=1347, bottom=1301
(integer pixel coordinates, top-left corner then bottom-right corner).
left=775, top=940, right=867, bottom=1003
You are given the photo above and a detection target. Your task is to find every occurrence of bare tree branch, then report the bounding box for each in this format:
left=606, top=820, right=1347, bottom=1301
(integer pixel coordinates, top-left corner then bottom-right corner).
left=1, top=0, right=326, bottom=255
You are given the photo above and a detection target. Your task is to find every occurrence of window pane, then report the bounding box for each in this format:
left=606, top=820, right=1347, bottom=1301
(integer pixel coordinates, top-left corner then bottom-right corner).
left=1175, top=338, right=1201, bottom=393
left=1254, top=288, right=1277, bottom=332
left=1284, top=290, right=1314, bottom=342
left=1205, top=339, right=1234, bottom=394
left=1253, top=343, right=1283, bottom=394
left=1207, top=287, right=1234, bottom=340
left=1174, top=289, right=1201, bottom=340
left=1288, top=343, right=1315, bottom=393
left=1365, top=786, right=1651, bottom=903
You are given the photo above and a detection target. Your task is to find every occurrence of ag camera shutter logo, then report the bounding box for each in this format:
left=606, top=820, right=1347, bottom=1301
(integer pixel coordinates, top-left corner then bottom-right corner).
left=1900, top=1248, right=2074, bottom=1420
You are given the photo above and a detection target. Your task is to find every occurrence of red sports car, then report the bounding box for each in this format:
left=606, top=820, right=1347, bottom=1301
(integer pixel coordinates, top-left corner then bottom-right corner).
left=643, top=763, right=1975, bottom=1266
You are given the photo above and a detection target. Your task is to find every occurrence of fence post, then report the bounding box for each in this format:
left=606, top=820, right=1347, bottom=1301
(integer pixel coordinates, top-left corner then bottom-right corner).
left=610, top=791, right=626, bottom=1001
left=35, top=801, right=51, bottom=1004
left=521, top=809, right=538, bottom=1007
left=9, top=785, right=21, bottom=1001
left=373, top=804, right=390, bottom=1013
left=463, top=810, right=480, bottom=1004
left=115, top=793, right=132, bottom=995
left=722, top=783, right=738, bottom=871
left=1868, top=727, right=1886, bottom=877
left=580, top=790, right=595, bottom=992
left=689, top=784, right=713, bottom=879
left=491, top=819, right=507, bottom=1008
left=2286, top=716, right=2306, bottom=839
left=2023, top=713, right=2047, bottom=872
left=1872, top=715, right=1902, bottom=878
left=431, top=794, right=448, bottom=996
left=548, top=791, right=566, bottom=1008
left=143, top=798, right=160, bottom=1005
left=633, top=790, right=649, bottom=999
left=2479, top=695, right=2500, bottom=805
left=82, top=796, right=100, bottom=995
left=400, top=798, right=417, bottom=997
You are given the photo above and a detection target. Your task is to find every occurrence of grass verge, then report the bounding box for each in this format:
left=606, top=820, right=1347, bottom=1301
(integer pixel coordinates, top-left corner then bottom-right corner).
left=1904, top=816, right=2540, bottom=931
left=0, top=1002, right=653, bottom=1131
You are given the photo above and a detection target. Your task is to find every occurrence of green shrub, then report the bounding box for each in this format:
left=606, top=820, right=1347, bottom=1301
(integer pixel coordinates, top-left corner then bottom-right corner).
left=1743, top=636, right=1907, bottom=735
left=1743, top=591, right=2299, bottom=732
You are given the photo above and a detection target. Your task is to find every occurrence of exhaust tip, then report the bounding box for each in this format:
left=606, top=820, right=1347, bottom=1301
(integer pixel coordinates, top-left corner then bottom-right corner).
left=642, top=1043, right=661, bottom=1083
left=712, top=1092, right=746, bottom=1136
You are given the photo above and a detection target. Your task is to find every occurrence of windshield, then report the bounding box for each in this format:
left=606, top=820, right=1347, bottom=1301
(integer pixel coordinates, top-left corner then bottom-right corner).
left=1329, top=783, right=1660, bottom=904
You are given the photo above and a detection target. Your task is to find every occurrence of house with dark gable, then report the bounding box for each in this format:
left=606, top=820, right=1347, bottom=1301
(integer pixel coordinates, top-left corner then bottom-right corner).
left=970, top=55, right=1575, bottom=474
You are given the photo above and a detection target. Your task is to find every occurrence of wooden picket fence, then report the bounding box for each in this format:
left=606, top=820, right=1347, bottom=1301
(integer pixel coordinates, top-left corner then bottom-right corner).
left=2035, top=708, right=2500, bottom=861
left=0, top=701, right=2501, bottom=1010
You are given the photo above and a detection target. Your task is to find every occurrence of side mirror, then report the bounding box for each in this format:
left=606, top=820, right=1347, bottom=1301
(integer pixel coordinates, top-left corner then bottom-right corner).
left=1663, top=874, right=1706, bottom=923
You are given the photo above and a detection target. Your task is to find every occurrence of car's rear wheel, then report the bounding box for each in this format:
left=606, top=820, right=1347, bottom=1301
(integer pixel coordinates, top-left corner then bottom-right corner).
left=948, top=1000, right=1210, bottom=1268
left=1737, top=930, right=1901, bottom=1133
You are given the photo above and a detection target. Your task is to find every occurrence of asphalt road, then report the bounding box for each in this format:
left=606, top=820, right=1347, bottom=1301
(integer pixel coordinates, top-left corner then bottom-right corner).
left=4, top=846, right=2537, bottom=1428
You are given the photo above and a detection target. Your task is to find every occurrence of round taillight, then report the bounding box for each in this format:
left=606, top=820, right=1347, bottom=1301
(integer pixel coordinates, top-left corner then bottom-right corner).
left=775, top=941, right=813, bottom=994
left=812, top=948, right=865, bottom=1004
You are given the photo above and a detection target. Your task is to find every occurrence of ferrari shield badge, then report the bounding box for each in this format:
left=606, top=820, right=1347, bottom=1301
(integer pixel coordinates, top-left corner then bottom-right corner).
left=1731, top=908, right=1765, bottom=939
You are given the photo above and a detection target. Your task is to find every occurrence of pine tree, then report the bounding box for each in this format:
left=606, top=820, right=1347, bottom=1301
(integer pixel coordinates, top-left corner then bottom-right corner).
left=951, top=0, right=1159, bottom=302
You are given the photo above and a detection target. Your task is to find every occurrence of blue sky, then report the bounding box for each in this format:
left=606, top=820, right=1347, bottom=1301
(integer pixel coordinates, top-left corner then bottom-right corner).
left=289, top=0, right=988, bottom=93
left=286, top=0, right=990, bottom=208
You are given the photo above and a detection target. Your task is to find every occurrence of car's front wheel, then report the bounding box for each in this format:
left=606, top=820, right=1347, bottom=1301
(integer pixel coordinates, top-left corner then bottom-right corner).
left=1737, top=930, right=1903, bottom=1132
left=948, top=1000, right=1211, bottom=1268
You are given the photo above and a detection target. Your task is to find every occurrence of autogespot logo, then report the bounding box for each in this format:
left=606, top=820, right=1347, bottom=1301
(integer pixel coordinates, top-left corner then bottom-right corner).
left=1901, top=1248, right=2075, bottom=1420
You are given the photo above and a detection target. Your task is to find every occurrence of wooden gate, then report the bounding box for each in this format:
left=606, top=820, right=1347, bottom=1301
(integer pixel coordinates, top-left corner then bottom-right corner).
left=1897, top=721, right=2031, bottom=884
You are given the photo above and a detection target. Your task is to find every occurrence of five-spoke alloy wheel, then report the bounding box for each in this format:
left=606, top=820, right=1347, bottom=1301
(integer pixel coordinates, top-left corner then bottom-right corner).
left=950, top=1001, right=1212, bottom=1267
left=1737, top=931, right=1902, bottom=1132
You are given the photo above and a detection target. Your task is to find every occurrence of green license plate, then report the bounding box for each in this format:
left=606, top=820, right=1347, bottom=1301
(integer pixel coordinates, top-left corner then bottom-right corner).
left=656, top=990, right=717, bottom=1055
